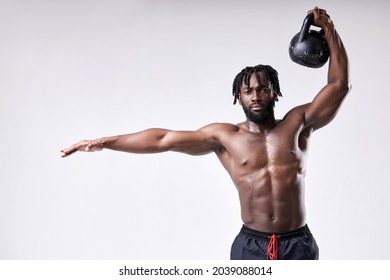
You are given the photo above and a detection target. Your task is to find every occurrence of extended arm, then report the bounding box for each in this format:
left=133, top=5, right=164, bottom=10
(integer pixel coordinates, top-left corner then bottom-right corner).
left=304, top=7, right=351, bottom=131
left=61, top=124, right=221, bottom=158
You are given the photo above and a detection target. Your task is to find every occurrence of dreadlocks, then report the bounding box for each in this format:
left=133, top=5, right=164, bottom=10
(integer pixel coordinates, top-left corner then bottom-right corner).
left=232, top=64, right=282, bottom=105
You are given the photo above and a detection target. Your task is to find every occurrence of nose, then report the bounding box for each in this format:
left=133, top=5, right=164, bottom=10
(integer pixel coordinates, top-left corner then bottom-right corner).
left=251, top=91, right=262, bottom=102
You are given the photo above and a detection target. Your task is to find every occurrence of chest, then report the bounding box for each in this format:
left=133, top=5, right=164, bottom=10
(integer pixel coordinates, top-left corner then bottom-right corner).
left=224, top=129, right=307, bottom=170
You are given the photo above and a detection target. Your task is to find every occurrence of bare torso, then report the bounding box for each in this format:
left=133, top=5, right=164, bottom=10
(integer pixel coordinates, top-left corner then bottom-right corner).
left=214, top=107, right=310, bottom=233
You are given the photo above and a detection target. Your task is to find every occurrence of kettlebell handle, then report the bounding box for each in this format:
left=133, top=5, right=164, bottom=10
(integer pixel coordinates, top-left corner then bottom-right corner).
left=298, top=13, right=314, bottom=44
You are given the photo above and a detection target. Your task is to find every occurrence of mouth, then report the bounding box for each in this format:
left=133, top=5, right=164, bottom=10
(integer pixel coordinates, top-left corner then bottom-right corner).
left=250, top=104, right=264, bottom=111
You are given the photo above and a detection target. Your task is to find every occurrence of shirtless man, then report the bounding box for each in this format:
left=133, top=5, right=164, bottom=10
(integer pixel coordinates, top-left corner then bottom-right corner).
left=61, top=7, right=350, bottom=260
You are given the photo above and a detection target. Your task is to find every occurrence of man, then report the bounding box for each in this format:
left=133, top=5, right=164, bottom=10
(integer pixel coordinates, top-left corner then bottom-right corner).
left=61, top=7, right=350, bottom=260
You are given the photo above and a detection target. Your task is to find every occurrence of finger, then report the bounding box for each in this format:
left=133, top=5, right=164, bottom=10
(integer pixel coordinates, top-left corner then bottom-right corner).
left=318, top=8, right=327, bottom=14
left=310, top=6, right=319, bottom=16
left=60, top=146, right=76, bottom=157
left=318, top=9, right=330, bottom=18
left=314, top=7, right=330, bottom=18
left=60, top=140, right=88, bottom=157
left=61, top=148, right=77, bottom=157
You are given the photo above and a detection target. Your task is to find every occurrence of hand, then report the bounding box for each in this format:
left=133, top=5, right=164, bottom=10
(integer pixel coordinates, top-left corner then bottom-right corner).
left=308, top=6, right=332, bottom=29
left=61, top=139, right=105, bottom=157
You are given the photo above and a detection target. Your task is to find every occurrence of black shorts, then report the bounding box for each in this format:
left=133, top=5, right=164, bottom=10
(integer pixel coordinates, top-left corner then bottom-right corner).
left=230, top=224, right=319, bottom=260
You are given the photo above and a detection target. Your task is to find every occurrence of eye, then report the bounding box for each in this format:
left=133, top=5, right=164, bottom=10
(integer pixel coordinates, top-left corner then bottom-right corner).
left=260, top=87, right=271, bottom=93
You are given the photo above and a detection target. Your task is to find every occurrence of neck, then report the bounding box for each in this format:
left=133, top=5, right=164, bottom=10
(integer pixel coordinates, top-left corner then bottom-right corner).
left=246, top=117, right=277, bottom=134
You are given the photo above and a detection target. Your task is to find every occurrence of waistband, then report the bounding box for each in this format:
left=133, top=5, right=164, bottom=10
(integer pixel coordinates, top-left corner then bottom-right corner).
left=239, top=224, right=311, bottom=241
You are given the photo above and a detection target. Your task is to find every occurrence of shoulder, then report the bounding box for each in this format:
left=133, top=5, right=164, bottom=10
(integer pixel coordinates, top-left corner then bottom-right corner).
left=198, top=122, right=240, bottom=134
left=196, top=123, right=243, bottom=148
left=197, top=123, right=243, bottom=154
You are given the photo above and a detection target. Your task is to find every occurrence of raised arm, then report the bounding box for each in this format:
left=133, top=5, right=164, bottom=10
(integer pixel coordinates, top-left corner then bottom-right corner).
left=304, top=7, right=351, bottom=131
left=61, top=124, right=222, bottom=158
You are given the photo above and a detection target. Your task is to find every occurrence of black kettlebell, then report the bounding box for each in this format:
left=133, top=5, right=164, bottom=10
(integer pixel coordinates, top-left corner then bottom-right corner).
left=289, top=13, right=329, bottom=68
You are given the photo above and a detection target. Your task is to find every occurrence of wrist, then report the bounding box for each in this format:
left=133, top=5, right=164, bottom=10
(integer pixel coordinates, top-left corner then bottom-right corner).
left=98, top=136, right=116, bottom=149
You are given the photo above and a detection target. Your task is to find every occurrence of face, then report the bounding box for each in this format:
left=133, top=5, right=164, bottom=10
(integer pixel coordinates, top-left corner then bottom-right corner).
left=239, top=71, right=275, bottom=123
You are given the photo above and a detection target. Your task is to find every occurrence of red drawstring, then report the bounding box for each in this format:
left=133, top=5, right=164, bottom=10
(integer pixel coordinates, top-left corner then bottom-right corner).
left=267, top=234, right=279, bottom=260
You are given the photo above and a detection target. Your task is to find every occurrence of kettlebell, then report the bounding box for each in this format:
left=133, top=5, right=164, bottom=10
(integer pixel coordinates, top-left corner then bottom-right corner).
left=289, top=13, right=329, bottom=68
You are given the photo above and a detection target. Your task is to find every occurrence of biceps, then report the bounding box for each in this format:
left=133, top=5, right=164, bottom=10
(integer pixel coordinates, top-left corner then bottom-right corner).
left=163, top=130, right=218, bottom=155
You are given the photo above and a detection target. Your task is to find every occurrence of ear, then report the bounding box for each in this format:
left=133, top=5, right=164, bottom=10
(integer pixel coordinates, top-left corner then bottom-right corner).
left=238, top=93, right=242, bottom=105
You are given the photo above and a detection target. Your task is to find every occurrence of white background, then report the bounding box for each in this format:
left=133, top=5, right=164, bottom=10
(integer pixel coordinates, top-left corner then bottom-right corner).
left=0, top=0, right=389, bottom=260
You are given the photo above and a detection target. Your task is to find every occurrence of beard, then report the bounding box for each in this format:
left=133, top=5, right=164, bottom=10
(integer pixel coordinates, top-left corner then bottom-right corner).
left=242, top=101, right=275, bottom=123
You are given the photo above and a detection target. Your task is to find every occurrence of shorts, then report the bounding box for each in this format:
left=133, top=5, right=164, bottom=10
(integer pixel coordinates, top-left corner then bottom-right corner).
left=230, top=224, right=319, bottom=260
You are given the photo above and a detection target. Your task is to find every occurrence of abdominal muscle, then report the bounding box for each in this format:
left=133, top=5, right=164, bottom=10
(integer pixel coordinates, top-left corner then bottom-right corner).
left=235, top=163, right=306, bottom=233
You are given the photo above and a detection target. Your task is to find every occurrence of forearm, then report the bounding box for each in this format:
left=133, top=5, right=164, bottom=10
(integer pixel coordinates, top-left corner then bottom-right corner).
left=99, top=128, right=172, bottom=154
left=322, top=19, right=350, bottom=91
